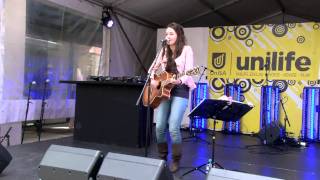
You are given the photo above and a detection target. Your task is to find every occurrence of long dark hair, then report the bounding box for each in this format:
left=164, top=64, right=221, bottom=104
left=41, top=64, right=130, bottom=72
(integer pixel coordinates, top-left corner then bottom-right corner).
left=163, top=22, right=186, bottom=73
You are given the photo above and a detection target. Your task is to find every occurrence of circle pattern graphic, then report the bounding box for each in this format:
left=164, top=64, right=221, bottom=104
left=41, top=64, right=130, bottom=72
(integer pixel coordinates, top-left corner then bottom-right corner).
left=287, top=80, right=296, bottom=86
left=287, top=23, right=296, bottom=28
left=245, top=39, right=253, bottom=47
left=226, top=78, right=234, bottom=84
left=272, top=24, right=288, bottom=37
left=210, top=78, right=225, bottom=93
left=308, top=80, right=317, bottom=86
left=251, top=79, right=265, bottom=87
left=297, top=36, right=305, bottom=44
left=252, top=25, right=266, bottom=32
left=239, top=95, right=246, bottom=102
left=234, top=26, right=251, bottom=40
left=272, top=80, right=288, bottom=93
left=235, top=79, right=251, bottom=93
left=210, top=27, right=227, bottom=42
left=227, top=26, right=236, bottom=32
left=313, top=24, right=320, bottom=30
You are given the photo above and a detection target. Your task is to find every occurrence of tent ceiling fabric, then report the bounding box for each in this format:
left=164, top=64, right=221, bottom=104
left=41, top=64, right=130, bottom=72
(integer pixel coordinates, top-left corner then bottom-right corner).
left=97, top=0, right=320, bottom=28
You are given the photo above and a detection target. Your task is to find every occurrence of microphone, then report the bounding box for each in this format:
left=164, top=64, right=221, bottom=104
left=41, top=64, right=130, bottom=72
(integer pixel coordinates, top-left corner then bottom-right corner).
left=45, top=79, right=50, bottom=83
left=29, top=81, right=36, bottom=88
left=160, top=39, right=167, bottom=46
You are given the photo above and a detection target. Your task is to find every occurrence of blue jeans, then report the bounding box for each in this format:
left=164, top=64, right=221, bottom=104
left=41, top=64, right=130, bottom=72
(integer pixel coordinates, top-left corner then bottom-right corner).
left=155, top=96, right=188, bottom=144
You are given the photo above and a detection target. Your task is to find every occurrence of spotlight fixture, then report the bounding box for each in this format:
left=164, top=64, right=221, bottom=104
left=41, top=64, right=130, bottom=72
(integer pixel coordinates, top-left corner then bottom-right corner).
left=101, top=7, right=113, bottom=28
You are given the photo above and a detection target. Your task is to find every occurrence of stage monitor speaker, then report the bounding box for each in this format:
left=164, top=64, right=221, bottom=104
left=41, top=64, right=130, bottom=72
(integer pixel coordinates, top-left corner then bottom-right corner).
left=206, top=168, right=283, bottom=180
left=38, top=144, right=103, bottom=180
left=259, top=122, right=281, bottom=145
left=0, top=144, right=12, bottom=174
left=97, top=152, right=173, bottom=180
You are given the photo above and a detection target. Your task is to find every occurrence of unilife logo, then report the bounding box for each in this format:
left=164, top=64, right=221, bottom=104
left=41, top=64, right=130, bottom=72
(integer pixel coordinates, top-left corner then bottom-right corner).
left=212, top=53, right=226, bottom=69
left=236, top=51, right=311, bottom=71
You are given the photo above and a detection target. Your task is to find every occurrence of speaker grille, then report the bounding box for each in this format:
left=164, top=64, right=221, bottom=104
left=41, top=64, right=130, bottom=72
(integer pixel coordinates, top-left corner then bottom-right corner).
left=97, top=152, right=173, bottom=180
left=38, top=145, right=103, bottom=180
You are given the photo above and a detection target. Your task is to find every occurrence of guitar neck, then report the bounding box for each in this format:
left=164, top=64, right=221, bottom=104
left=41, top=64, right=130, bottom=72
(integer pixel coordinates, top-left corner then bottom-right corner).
left=176, top=72, right=186, bottom=79
left=155, top=66, right=199, bottom=79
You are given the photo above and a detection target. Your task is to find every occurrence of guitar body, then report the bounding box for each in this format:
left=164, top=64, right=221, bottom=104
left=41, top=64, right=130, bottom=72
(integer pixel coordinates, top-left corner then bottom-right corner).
left=142, top=71, right=175, bottom=109
left=142, top=66, right=200, bottom=109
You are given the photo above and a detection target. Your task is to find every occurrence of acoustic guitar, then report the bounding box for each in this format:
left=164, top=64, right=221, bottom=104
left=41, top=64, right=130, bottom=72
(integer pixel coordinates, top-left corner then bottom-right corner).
left=142, top=66, right=200, bottom=108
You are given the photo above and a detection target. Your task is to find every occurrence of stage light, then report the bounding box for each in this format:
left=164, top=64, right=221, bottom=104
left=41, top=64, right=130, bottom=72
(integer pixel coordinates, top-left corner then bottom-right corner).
left=106, top=19, right=113, bottom=28
left=223, top=84, right=241, bottom=133
left=101, top=7, right=113, bottom=28
left=192, top=83, right=208, bottom=129
left=302, top=87, right=320, bottom=142
left=260, top=86, right=280, bottom=133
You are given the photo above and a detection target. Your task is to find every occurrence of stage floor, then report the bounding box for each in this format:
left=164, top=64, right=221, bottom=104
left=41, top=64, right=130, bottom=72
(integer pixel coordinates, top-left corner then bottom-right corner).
left=2, top=130, right=320, bottom=180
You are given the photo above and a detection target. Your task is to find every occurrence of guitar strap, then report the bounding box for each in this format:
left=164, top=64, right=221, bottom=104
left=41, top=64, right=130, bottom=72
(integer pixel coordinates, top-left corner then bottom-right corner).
left=182, top=46, right=187, bottom=75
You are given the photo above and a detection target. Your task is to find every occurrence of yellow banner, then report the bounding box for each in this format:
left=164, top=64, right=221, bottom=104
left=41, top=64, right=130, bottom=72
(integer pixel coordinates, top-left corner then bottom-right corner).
left=207, top=23, right=320, bottom=137
left=208, top=23, right=320, bottom=80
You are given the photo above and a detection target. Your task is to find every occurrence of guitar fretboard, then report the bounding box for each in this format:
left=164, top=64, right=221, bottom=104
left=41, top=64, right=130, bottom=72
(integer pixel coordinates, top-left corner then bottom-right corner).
left=156, top=66, right=200, bottom=79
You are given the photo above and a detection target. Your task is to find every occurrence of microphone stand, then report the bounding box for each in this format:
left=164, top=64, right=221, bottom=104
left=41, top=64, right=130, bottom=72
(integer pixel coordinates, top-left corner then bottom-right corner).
left=279, top=97, right=296, bottom=147
left=21, top=81, right=35, bottom=144
left=136, top=43, right=163, bottom=157
left=264, top=63, right=269, bottom=86
left=36, top=79, right=49, bottom=142
left=263, top=63, right=269, bottom=144
left=280, top=97, right=290, bottom=136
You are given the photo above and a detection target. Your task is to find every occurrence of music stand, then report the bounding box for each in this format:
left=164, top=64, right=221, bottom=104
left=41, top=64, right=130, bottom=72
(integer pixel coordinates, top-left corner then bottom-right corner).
left=181, top=98, right=253, bottom=177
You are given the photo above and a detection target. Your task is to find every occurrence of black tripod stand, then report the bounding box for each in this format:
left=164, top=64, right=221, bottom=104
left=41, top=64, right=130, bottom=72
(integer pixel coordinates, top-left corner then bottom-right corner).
left=279, top=96, right=302, bottom=147
left=280, top=97, right=290, bottom=140
left=35, top=79, right=49, bottom=142
left=246, top=85, right=283, bottom=151
left=21, top=81, right=36, bottom=144
left=181, top=99, right=253, bottom=177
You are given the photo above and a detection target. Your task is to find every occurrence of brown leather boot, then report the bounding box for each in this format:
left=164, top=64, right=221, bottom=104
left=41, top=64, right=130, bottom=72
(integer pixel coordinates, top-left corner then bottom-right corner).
left=170, top=144, right=182, bottom=173
left=157, top=143, right=168, bottom=161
